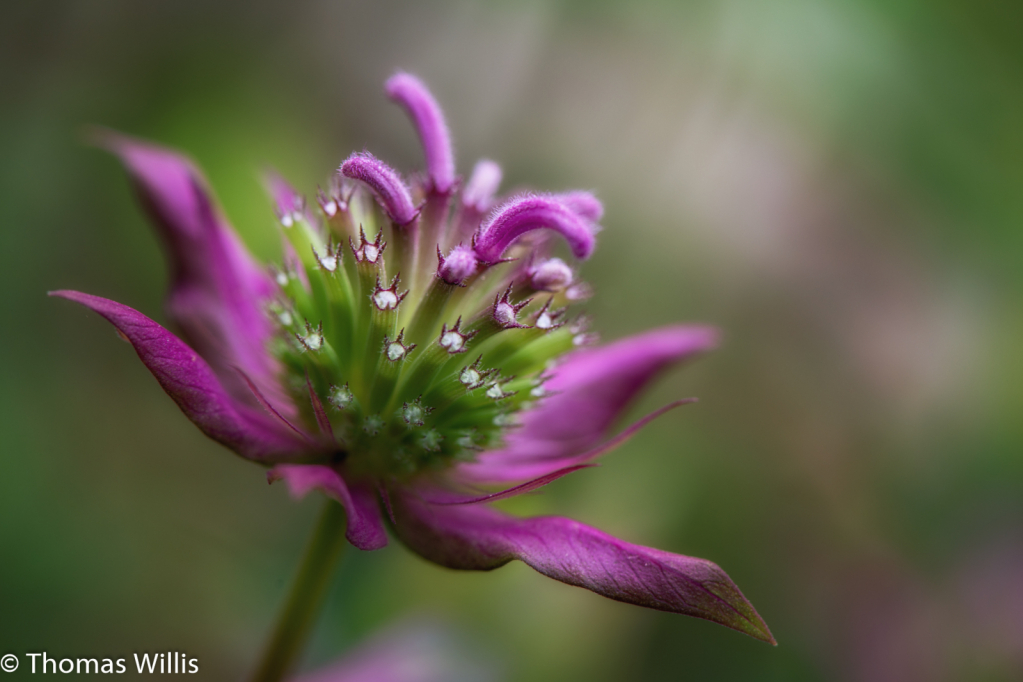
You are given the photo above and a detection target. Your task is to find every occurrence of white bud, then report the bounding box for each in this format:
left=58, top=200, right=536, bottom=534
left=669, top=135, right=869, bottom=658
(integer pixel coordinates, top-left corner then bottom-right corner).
left=330, top=385, right=354, bottom=410
left=373, top=289, right=399, bottom=310
left=440, top=330, right=466, bottom=353
left=386, top=342, right=407, bottom=361
left=460, top=367, right=481, bottom=387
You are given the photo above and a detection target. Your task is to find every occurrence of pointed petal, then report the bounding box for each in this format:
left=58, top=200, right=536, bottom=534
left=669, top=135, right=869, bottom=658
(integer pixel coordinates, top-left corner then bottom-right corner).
left=463, top=325, right=718, bottom=483
left=95, top=131, right=285, bottom=409
left=274, top=465, right=388, bottom=550
left=385, top=72, right=456, bottom=194
left=419, top=464, right=596, bottom=505
left=459, top=400, right=693, bottom=484
left=391, top=493, right=775, bottom=643
left=50, top=291, right=312, bottom=463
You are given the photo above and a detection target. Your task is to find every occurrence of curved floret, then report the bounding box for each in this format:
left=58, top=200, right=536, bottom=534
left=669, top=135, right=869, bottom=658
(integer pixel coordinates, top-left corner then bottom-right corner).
left=474, top=195, right=596, bottom=264
left=340, top=152, right=418, bottom=226
left=53, top=73, right=774, bottom=644
left=385, top=72, right=455, bottom=194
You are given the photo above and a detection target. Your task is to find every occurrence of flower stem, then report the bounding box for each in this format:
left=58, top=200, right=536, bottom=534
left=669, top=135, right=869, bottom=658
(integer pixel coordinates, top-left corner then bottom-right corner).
left=250, top=500, right=348, bottom=682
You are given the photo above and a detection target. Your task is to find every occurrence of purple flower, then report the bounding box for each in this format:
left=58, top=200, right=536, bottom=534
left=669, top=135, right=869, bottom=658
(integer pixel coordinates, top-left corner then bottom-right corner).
left=53, top=75, right=774, bottom=644
left=290, top=618, right=494, bottom=682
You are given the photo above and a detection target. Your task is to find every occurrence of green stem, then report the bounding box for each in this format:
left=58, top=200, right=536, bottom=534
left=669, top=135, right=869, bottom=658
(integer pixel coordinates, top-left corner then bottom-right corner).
left=250, top=500, right=348, bottom=682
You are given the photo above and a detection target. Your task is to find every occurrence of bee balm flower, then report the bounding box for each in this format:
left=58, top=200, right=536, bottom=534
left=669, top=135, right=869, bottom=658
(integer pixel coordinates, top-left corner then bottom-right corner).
left=53, top=73, right=773, bottom=644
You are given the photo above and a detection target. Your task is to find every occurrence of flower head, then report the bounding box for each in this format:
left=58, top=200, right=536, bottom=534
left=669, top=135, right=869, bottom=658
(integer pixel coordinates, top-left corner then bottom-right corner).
left=53, top=74, right=773, bottom=643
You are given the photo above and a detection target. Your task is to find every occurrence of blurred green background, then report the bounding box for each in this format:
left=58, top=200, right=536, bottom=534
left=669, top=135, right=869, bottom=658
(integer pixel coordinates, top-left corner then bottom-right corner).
left=2, top=0, right=1022, bottom=680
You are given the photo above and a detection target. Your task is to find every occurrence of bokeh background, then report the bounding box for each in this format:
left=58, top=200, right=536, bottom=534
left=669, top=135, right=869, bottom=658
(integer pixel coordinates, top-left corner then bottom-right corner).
left=2, top=0, right=1022, bottom=680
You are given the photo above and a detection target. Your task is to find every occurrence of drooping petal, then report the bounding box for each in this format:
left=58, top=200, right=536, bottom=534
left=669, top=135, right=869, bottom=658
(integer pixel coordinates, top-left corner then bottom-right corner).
left=473, top=195, right=596, bottom=264
left=340, top=152, right=418, bottom=226
left=390, top=492, right=775, bottom=644
left=460, top=325, right=719, bottom=483
left=50, top=291, right=314, bottom=464
left=95, top=133, right=282, bottom=405
left=274, top=465, right=388, bottom=550
left=385, top=72, right=456, bottom=194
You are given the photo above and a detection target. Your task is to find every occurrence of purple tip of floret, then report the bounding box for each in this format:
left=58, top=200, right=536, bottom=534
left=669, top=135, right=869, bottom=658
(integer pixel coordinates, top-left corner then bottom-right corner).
left=529, top=257, right=574, bottom=292
left=437, top=244, right=478, bottom=285
left=474, top=195, right=596, bottom=264
left=461, top=159, right=502, bottom=211
left=554, top=190, right=604, bottom=223
left=385, top=72, right=455, bottom=194
left=340, top=152, right=418, bottom=226
left=263, top=169, right=306, bottom=225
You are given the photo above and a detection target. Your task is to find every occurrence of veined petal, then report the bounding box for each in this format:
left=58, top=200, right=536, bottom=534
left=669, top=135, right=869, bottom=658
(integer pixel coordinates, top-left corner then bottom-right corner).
left=473, top=195, right=595, bottom=264
left=273, top=465, right=388, bottom=551
left=385, top=72, right=455, bottom=194
left=462, top=325, right=719, bottom=483
left=95, top=131, right=285, bottom=410
left=391, top=493, right=775, bottom=643
left=50, top=291, right=313, bottom=464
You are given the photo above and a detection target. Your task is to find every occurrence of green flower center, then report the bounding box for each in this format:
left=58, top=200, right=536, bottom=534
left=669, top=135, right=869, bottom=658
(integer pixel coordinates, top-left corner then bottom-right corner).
left=267, top=188, right=583, bottom=480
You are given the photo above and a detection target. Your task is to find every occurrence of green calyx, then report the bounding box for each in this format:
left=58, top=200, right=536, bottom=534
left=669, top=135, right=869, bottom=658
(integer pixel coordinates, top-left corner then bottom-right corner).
left=267, top=186, right=582, bottom=480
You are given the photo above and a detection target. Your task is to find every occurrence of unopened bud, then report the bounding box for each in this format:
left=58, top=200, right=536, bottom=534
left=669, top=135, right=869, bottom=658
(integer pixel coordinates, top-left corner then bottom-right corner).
left=372, top=275, right=407, bottom=311
left=363, top=415, right=384, bottom=435
left=438, top=245, right=478, bottom=285
left=437, top=318, right=475, bottom=354
left=529, top=257, right=573, bottom=292
left=383, top=330, right=415, bottom=362
left=329, top=383, right=354, bottom=410
left=401, top=398, right=432, bottom=427
left=351, top=228, right=386, bottom=264
left=492, top=288, right=532, bottom=329
left=296, top=321, right=324, bottom=352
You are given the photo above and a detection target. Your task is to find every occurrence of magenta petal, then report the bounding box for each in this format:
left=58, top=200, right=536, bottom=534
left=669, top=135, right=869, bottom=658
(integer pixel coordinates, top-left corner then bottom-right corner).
left=50, top=291, right=313, bottom=463
left=418, top=464, right=596, bottom=505
left=473, top=195, right=596, bottom=264
left=95, top=132, right=284, bottom=409
left=463, top=325, right=718, bottom=482
left=385, top=72, right=455, bottom=194
left=340, top=152, right=418, bottom=226
left=459, top=400, right=693, bottom=484
left=274, top=465, right=388, bottom=551
left=391, top=493, right=775, bottom=643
